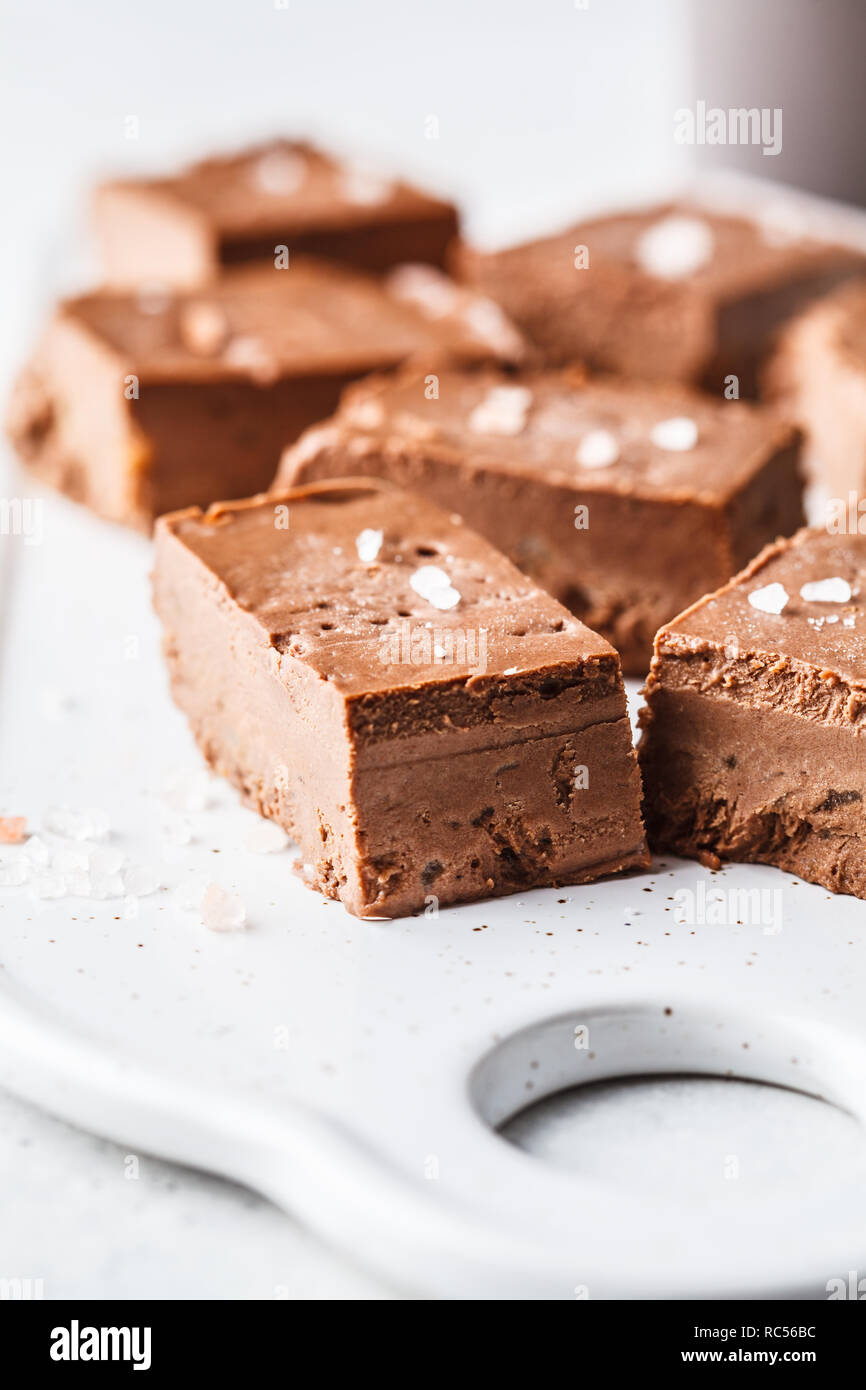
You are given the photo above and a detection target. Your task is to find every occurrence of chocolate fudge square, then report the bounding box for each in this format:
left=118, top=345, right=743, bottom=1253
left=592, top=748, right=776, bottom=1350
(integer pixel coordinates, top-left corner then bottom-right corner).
left=277, top=367, right=804, bottom=675
left=153, top=480, right=648, bottom=918
left=6, top=261, right=518, bottom=530
left=462, top=201, right=866, bottom=396
left=766, top=278, right=866, bottom=497
left=94, top=139, right=459, bottom=287
left=640, top=527, right=866, bottom=898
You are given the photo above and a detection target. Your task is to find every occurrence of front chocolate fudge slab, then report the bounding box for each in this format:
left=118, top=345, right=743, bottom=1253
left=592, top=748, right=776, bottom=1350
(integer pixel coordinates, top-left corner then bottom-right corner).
left=462, top=201, right=866, bottom=395
left=153, top=480, right=648, bottom=918
left=639, top=527, right=866, bottom=898
left=94, top=139, right=459, bottom=286
left=276, top=368, right=804, bottom=675
left=6, top=261, right=517, bottom=530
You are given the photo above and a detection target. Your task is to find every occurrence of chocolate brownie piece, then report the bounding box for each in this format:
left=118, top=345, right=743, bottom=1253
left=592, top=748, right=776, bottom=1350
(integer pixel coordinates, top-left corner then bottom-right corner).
left=276, top=367, right=804, bottom=675
left=765, top=278, right=866, bottom=497
left=639, top=527, right=866, bottom=898
left=153, top=479, right=648, bottom=918
left=6, top=262, right=521, bottom=530
left=93, top=139, right=459, bottom=286
left=462, top=201, right=866, bottom=396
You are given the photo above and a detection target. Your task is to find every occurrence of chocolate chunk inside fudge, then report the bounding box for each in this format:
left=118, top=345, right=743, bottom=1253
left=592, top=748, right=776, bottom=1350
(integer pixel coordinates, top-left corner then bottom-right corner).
left=462, top=201, right=866, bottom=395
left=6, top=261, right=520, bottom=530
left=153, top=479, right=648, bottom=918
left=94, top=139, right=459, bottom=286
left=639, top=526, right=866, bottom=898
left=277, top=367, right=804, bottom=675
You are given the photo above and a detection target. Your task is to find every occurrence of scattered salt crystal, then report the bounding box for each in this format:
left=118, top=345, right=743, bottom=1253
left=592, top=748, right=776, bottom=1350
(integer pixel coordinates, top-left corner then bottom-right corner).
left=201, top=882, right=247, bottom=932
left=31, top=869, right=68, bottom=900
left=44, top=805, right=110, bottom=841
left=468, top=386, right=532, bottom=437
left=504, top=666, right=519, bottom=675
left=356, top=528, right=383, bottom=563
left=576, top=429, right=620, bottom=469
left=23, top=835, right=51, bottom=867
left=51, top=842, right=92, bottom=874
left=244, top=821, right=289, bottom=854
left=253, top=147, right=307, bottom=196
left=338, top=165, right=393, bottom=206
left=180, top=301, right=229, bottom=356
left=89, top=846, right=124, bottom=877
left=0, top=858, right=28, bottom=887
left=748, top=583, right=789, bottom=615
left=172, top=878, right=207, bottom=917
left=799, top=577, right=852, bottom=604
left=650, top=416, right=699, bottom=452
left=90, top=871, right=125, bottom=901
left=410, top=564, right=461, bottom=611
left=333, top=546, right=343, bottom=556
left=844, top=615, right=856, bottom=628
left=162, top=771, right=211, bottom=813
left=67, top=869, right=92, bottom=897
left=0, top=816, right=27, bottom=844
left=123, top=863, right=161, bottom=897
left=635, top=215, right=714, bottom=279
left=433, top=643, right=447, bottom=660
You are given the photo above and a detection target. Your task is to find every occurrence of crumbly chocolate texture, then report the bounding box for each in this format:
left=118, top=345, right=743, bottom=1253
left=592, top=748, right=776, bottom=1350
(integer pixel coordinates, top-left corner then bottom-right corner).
left=93, top=139, right=459, bottom=286
left=639, top=526, right=866, bottom=898
left=765, top=279, right=866, bottom=497
left=5, top=262, right=522, bottom=530
left=276, top=367, right=804, bottom=675
left=462, top=201, right=866, bottom=396
left=153, top=479, right=648, bottom=917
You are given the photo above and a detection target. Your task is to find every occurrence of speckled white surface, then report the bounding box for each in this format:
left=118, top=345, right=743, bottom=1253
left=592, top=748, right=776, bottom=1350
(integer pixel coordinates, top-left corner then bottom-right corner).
left=3, top=474, right=866, bottom=1299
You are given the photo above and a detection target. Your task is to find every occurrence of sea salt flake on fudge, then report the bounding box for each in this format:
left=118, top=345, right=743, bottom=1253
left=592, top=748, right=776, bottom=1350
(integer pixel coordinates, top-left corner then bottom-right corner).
left=468, top=384, right=533, bottom=436
left=748, top=582, right=789, bottom=614
left=355, top=527, right=383, bottom=563
left=153, top=479, right=648, bottom=918
left=575, top=429, right=620, bottom=469
left=639, top=527, right=866, bottom=899
left=800, top=577, right=851, bottom=603
left=634, top=214, right=715, bottom=279
left=277, top=367, right=805, bottom=675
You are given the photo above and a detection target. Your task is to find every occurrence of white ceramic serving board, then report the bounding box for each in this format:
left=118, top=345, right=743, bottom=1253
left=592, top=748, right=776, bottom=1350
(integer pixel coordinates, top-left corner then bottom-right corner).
left=3, top=465, right=866, bottom=1301
left=5, top=174, right=866, bottom=1301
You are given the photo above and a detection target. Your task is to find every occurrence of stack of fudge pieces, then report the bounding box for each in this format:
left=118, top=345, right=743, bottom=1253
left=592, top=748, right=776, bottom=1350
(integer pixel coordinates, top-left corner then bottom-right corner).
left=9, top=140, right=866, bottom=917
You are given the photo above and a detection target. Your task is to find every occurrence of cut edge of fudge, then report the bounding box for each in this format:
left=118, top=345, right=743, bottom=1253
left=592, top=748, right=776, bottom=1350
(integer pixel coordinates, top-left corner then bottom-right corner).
left=638, top=525, right=866, bottom=898
left=153, top=477, right=650, bottom=917
left=764, top=277, right=866, bottom=497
